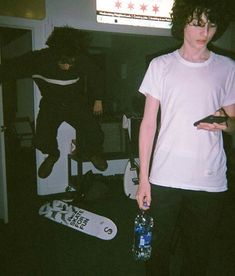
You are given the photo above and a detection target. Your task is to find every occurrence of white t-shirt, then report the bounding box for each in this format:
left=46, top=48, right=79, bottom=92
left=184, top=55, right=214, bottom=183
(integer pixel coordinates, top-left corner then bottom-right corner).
left=139, top=50, right=235, bottom=192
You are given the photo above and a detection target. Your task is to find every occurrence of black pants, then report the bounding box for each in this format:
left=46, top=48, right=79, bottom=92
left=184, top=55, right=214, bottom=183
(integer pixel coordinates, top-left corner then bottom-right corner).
left=34, top=99, right=104, bottom=157
left=146, top=185, right=225, bottom=276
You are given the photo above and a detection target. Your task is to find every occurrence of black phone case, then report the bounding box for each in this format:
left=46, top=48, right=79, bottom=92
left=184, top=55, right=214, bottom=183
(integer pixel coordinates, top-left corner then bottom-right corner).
left=194, top=115, right=228, bottom=126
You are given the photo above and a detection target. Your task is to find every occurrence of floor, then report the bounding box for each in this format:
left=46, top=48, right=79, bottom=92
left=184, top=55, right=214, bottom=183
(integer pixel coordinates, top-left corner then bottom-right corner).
left=0, top=147, right=235, bottom=276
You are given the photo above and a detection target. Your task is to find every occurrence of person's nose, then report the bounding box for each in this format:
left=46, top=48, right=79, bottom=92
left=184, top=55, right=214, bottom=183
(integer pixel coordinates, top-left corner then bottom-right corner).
left=201, top=23, right=209, bottom=36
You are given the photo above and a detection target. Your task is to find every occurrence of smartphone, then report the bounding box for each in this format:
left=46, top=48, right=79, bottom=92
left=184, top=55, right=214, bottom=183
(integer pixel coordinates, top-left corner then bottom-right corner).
left=194, top=115, right=228, bottom=126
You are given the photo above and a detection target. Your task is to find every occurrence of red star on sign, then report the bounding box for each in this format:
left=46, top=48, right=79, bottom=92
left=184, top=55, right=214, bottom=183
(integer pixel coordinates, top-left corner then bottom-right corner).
left=140, top=3, right=148, bottom=12
left=152, top=4, right=159, bottom=13
left=115, top=1, right=122, bottom=9
left=128, top=2, right=134, bottom=10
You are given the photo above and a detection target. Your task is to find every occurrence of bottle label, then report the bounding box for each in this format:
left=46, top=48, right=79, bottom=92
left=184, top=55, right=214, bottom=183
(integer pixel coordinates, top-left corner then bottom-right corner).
left=140, top=236, right=145, bottom=246
left=135, top=231, right=152, bottom=248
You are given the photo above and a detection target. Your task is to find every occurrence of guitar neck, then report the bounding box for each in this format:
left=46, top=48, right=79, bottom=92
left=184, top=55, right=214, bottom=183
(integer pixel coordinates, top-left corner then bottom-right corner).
left=126, top=132, right=137, bottom=167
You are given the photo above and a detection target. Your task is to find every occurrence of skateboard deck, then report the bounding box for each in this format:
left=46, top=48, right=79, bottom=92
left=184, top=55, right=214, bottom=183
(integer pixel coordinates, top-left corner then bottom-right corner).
left=39, top=200, right=117, bottom=240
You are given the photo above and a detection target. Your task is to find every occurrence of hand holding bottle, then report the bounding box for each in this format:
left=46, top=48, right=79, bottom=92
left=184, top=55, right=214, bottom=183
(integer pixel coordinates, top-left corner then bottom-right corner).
left=136, top=179, right=151, bottom=210
left=132, top=207, right=154, bottom=261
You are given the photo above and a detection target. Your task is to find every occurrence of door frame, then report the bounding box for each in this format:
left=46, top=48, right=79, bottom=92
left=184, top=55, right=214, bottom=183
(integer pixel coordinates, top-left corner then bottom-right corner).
left=0, top=17, right=46, bottom=223
left=0, top=83, right=8, bottom=223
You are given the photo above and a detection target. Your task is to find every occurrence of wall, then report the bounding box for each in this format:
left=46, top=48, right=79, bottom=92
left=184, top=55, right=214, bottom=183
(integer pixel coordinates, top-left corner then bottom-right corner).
left=2, top=31, right=34, bottom=121
left=213, top=22, right=234, bottom=51
left=101, top=32, right=179, bottom=114
left=232, top=22, right=235, bottom=48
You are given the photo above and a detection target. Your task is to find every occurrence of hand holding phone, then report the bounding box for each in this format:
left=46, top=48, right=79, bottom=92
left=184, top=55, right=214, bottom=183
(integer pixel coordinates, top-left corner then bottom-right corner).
left=194, top=115, right=228, bottom=126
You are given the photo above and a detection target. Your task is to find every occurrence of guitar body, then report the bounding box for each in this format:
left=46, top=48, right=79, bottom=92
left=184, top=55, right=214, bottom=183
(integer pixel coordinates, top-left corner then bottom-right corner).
left=123, top=159, right=139, bottom=200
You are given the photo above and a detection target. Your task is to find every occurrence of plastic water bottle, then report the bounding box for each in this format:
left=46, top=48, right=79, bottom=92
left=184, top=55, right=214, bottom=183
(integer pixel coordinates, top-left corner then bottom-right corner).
left=132, top=209, right=154, bottom=261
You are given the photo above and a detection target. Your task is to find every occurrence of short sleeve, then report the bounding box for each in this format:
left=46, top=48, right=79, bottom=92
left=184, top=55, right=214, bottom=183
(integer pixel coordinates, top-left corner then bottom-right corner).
left=223, top=61, right=235, bottom=106
left=138, top=58, right=162, bottom=100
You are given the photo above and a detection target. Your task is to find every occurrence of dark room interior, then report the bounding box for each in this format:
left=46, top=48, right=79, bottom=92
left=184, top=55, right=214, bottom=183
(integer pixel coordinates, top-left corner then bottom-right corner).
left=1, top=19, right=235, bottom=276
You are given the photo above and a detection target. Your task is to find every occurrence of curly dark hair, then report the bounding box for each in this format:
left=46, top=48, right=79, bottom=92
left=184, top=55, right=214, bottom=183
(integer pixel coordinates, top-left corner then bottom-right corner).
left=170, top=0, right=233, bottom=41
left=46, top=26, right=91, bottom=58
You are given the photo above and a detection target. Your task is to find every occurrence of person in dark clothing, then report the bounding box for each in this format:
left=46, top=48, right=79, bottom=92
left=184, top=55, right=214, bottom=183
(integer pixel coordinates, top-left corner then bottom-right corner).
left=0, top=26, right=108, bottom=178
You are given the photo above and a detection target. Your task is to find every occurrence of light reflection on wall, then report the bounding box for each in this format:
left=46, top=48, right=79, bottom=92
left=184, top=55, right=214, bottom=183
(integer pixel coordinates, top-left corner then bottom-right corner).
left=0, top=0, right=45, bottom=20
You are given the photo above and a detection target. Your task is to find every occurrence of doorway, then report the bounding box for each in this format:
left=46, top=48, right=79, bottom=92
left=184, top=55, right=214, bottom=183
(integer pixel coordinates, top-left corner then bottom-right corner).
left=0, top=27, right=36, bottom=221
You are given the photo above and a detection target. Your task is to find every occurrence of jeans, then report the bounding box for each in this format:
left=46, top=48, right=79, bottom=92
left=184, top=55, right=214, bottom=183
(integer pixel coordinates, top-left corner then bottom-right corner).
left=146, top=185, right=225, bottom=276
left=34, top=99, right=104, bottom=157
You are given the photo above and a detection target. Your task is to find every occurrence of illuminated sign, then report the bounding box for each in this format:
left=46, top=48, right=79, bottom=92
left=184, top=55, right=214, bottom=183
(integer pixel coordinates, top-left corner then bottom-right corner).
left=96, top=0, right=174, bottom=29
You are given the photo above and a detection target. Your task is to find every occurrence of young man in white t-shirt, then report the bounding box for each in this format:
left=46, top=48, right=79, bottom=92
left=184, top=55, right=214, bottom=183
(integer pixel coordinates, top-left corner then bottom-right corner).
left=137, top=0, right=235, bottom=275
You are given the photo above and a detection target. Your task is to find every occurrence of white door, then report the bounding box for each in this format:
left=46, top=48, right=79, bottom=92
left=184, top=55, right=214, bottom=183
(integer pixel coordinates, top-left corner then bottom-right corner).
left=0, top=82, right=8, bottom=223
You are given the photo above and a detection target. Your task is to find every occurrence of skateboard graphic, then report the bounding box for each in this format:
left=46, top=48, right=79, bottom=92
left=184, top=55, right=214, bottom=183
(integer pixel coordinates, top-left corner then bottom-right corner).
left=39, top=200, right=117, bottom=240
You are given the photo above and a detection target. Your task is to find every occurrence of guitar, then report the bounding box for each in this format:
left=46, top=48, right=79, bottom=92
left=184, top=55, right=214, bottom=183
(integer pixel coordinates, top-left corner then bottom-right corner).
left=122, top=114, right=141, bottom=200
left=124, top=158, right=139, bottom=199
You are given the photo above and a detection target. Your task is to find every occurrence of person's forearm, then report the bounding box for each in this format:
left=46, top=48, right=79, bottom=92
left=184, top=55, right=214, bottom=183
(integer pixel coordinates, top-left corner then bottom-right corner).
left=138, top=119, right=156, bottom=183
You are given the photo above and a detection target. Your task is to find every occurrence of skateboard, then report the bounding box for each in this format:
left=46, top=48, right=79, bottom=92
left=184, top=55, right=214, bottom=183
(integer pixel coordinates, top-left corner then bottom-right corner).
left=39, top=200, right=117, bottom=240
